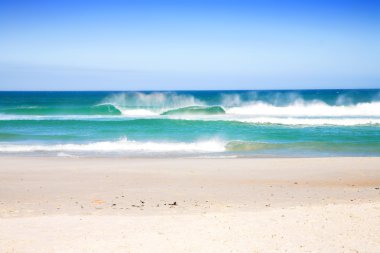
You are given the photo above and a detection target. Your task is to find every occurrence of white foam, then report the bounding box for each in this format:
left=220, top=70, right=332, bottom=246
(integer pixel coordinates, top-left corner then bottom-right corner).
left=57, top=152, right=77, bottom=157
left=0, top=138, right=226, bottom=153
left=165, top=114, right=380, bottom=126
left=226, top=101, right=380, bottom=117
left=235, top=117, right=380, bottom=126
left=118, top=109, right=158, bottom=116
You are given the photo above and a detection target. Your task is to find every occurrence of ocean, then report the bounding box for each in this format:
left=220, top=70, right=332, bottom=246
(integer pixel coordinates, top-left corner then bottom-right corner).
left=0, top=89, right=379, bottom=157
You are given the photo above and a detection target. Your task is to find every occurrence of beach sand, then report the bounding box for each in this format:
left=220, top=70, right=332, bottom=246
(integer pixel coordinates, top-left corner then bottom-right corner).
left=0, top=157, right=380, bottom=252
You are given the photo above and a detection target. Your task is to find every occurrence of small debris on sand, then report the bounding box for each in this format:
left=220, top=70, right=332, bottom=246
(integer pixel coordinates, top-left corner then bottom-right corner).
left=92, top=199, right=105, bottom=205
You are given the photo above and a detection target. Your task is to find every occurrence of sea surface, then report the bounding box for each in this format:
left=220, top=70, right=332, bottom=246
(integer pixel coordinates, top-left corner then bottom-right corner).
left=0, top=90, right=379, bottom=157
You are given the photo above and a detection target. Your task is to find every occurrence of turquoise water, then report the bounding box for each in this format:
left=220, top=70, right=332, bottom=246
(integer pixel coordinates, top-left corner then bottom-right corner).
left=0, top=90, right=379, bottom=157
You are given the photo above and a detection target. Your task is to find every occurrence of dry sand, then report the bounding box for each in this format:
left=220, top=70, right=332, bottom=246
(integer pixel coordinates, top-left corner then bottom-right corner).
left=0, top=157, right=380, bottom=252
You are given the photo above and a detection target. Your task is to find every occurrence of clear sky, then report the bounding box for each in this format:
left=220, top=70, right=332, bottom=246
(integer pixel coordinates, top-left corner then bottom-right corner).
left=0, top=0, right=379, bottom=90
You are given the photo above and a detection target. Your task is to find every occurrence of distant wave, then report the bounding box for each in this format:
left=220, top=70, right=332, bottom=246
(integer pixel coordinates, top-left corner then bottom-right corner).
left=101, top=99, right=380, bottom=118
left=1, top=91, right=380, bottom=126
left=100, top=92, right=206, bottom=116
left=161, top=106, right=225, bottom=115
left=60, top=93, right=380, bottom=121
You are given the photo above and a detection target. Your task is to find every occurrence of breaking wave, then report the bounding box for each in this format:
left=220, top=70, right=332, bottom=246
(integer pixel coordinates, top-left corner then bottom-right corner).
left=226, top=101, right=380, bottom=117
left=232, top=117, right=380, bottom=126
left=0, top=138, right=226, bottom=153
left=1, top=91, right=380, bottom=126
left=1, top=138, right=372, bottom=156
left=0, top=139, right=300, bottom=154
left=161, top=106, right=225, bottom=115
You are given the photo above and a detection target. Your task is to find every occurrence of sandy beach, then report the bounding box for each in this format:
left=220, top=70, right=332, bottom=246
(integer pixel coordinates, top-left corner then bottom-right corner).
left=1, top=157, right=380, bottom=252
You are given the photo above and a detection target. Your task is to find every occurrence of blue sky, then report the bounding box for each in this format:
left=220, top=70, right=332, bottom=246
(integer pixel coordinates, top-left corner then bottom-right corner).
left=0, top=0, right=379, bottom=90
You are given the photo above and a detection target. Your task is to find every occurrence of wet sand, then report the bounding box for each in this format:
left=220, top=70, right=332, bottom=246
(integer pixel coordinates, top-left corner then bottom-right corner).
left=1, top=157, right=380, bottom=252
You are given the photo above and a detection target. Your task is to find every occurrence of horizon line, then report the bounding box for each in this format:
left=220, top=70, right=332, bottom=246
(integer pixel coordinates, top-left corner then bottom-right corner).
left=0, top=88, right=379, bottom=92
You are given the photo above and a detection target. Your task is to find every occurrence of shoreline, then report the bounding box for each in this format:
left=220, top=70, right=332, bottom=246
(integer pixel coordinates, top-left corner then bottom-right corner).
left=2, top=154, right=380, bottom=159
left=1, top=157, right=380, bottom=252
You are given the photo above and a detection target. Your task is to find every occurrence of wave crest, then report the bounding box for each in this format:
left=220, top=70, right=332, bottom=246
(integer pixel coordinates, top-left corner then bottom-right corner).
left=2, top=91, right=380, bottom=126
left=161, top=106, right=225, bottom=115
